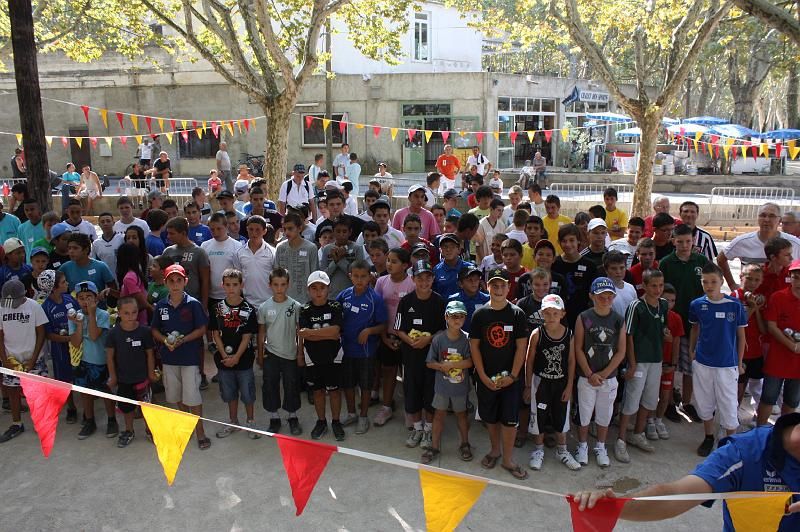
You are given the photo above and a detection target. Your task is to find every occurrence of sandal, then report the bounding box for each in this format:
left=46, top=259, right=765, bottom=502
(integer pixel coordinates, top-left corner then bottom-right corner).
left=514, top=433, right=526, bottom=448
left=420, top=448, right=440, bottom=465
left=481, top=453, right=500, bottom=469
left=459, top=442, right=473, bottom=462
left=197, top=437, right=211, bottom=450
left=501, top=463, right=529, bottom=480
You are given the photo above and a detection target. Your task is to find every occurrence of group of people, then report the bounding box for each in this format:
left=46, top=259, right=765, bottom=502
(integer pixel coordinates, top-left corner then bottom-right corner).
left=1, top=158, right=800, bottom=487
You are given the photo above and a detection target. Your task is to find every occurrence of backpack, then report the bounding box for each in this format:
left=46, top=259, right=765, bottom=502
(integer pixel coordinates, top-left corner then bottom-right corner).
left=285, top=176, right=311, bottom=198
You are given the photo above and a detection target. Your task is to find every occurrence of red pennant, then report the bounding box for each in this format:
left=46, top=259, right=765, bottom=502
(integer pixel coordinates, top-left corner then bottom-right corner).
left=567, top=495, right=629, bottom=532
left=776, top=143, right=783, bottom=157
left=407, top=129, right=417, bottom=142
left=19, top=374, right=72, bottom=457
left=60, top=137, right=68, bottom=149
left=244, top=119, right=250, bottom=132
left=509, top=131, right=518, bottom=144
left=305, top=116, right=314, bottom=129
left=145, top=116, right=153, bottom=133
left=192, top=120, right=198, bottom=129
left=180, top=130, right=189, bottom=142
left=679, top=127, right=686, bottom=136
left=710, top=135, right=719, bottom=146
left=476, top=131, right=484, bottom=144
left=732, top=146, right=738, bottom=160
left=373, top=125, right=381, bottom=138
left=714, top=144, right=720, bottom=158
left=544, top=130, right=552, bottom=143
left=170, top=119, right=177, bottom=132
left=119, top=136, right=128, bottom=146
left=441, top=131, right=450, bottom=143
left=80, top=105, right=89, bottom=123
left=275, top=435, right=336, bottom=516
left=211, top=121, right=219, bottom=138
left=116, top=112, right=125, bottom=129
left=751, top=145, right=758, bottom=158
left=338, top=120, right=346, bottom=135
left=90, top=137, right=98, bottom=148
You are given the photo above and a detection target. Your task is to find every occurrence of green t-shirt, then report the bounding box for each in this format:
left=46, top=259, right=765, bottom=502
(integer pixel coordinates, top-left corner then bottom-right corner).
left=147, top=281, right=169, bottom=306
left=32, top=238, right=53, bottom=253
left=658, top=252, right=708, bottom=330
left=625, top=298, right=668, bottom=363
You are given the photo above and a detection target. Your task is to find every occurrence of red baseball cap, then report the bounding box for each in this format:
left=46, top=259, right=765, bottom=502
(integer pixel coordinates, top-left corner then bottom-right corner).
left=164, top=264, right=187, bottom=279
left=789, top=259, right=800, bottom=272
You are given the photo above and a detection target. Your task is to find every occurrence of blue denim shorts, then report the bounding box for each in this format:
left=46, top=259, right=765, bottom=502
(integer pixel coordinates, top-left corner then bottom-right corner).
left=217, top=367, right=256, bottom=405
left=761, top=375, right=800, bottom=409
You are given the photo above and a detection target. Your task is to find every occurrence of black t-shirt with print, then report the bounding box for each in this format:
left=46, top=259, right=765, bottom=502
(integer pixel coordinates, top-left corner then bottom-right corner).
left=395, top=291, right=446, bottom=360
left=552, top=256, right=598, bottom=328
left=469, top=302, right=528, bottom=377
left=209, top=298, right=258, bottom=370
left=105, top=324, right=155, bottom=384
left=516, top=270, right=566, bottom=300
left=299, top=300, right=344, bottom=365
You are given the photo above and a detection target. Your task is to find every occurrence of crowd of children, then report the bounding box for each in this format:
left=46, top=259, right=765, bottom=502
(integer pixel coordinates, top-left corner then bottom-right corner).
left=1, top=170, right=798, bottom=480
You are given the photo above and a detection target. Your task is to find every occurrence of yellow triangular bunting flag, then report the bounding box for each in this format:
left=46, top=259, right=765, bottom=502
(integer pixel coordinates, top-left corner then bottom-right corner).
left=226, top=122, right=234, bottom=136
left=788, top=140, right=796, bottom=149
left=560, top=127, right=569, bottom=141
left=45, top=136, right=52, bottom=147
left=355, top=123, right=364, bottom=129
left=424, top=130, right=433, bottom=142
left=760, top=143, right=768, bottom=157
left=15, top=133, right=22, bottom=145
left=419, top=469, right=486, bottom=532
left=99, top=109, right=108, bottom=128
left=196, top=128, right=203, bottom=139
left=790, top=146, right=800, bottom=160
left=134, top=135, right=143, bottom=146
left=158, top=118, right=165, bottom=132
left=235, top=120, right=242, bottom=134
left=75, top=137, right=82, bottom=148
left=140, top=404, right=198, bottom=486
left=722, top=144, right=730, bottom=159
left=458, top=131, right=465, bottom=137
left=695, top=131, right=703, bottom=142
left=727, top=494, right=790, bottom=532
left=165, top=132, right=173, bottom=144
left=692, top=139, right=699, bottom=152
left=104, top=137, right=112, bottom=146
left=131, top=115, right=139, bottom=131
left=181, top=120, right=188, bottom=131
left=322, top=118, right=331, bottom=131
left=726, top=137, right=735, bottom=146
left=740, top=145, right=747, bottom=159
left=202, top=120, right=207, bottom=131
left=390, top=127, right=398, bottom=140
left=527, top=131, right=535, bottom=143
left=493, top=131, right=499, bottom=140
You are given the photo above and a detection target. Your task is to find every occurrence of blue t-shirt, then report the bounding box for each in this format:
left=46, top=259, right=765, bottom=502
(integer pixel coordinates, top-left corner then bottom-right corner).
left=433, top=258, right=473, bottom=300
left=0, top=213, right=21, bottom=243
left=17, top=220, right=45, bottom=260
left=688, top=294, right=747, bottom=367
left=62, top=171, right=81, bottom=184
left=151, top=293, right=208, bottom=366
left=449, top=290, right=489, bottom=331
left=146, top=234, right=166, bottom=257
left=0, top=263, right=32, bottom=286
left=692, top=415, right=800, bottom=532
left=336, top=286, right=387, bottom=358
left=59, top=259, right=115, bottom=292
left=187, top=224, right=212, bottom=246
left=43, top=295, right=79, bottom=363
left=68, top=308, right=110, bottom=365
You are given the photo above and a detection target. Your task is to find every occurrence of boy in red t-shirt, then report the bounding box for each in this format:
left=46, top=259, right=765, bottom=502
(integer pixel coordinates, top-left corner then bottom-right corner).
left=629, top=238, right=658, bottom=296
left=759, top=236, right=792, bottom=301
left=732, top=264, right=766, bottom=411
left=654, top=283, right=685, bottom=431
left=501, top=239, right=527, bottom=304
left=756, top=259, right=800, bottom=425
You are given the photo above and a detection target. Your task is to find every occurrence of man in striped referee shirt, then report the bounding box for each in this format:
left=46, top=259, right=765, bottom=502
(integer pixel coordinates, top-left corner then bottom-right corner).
left=678, top=201, right=717, bottom=262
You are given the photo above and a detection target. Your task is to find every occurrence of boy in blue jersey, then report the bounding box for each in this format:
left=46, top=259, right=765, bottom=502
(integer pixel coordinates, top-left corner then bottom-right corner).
left=336, top=260, right=387, bottom=434
left=0, top=238, right=32, bottom=287
left=184, top=201, right=212, bottom=246
left=42, top=271, right=79, bottom=423
left=60, top=233, right=117, bottom=294
left=448, top=266, right=489, bottom=332
left=145, top=209, right=168, bottom=257
left=689, top=262, right=747, bottom=457
left=433, top=233, right=472, bottom=299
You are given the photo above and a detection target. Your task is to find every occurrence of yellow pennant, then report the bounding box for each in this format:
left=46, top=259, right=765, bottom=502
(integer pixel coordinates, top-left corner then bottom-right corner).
left=760, top=143, right=768, bottom=157
left=140, top=404, right=198, bottom=486
left=694, top=131, right=703, bottom=142
left=692, top=139, right=699, bottom=152
left=789, top=146, right=800, bottom=160
left=458, top=131, right=465, bottom=137
left=158, top=118, right=165, bottom=132
left=725, top=137, right=735, bottom=147
left=134, top=135, right=143, bottom=146
left=788, top=140, right=797, bottom=150
left=15, top=133, right=23, bottom=145
left=424, top=130, right=433, bottom=142
left=104, top=137, right=112, bottom=146
left=740, top=145, right=747, bottom=159
left=202, top=120, right=207, bottom=131
left=322, top=118, right=331, bottom=131
left=181, top=120, right=188, bottom=131
left=249, top=119, right=256, bottom=132
left=727, top=494, right=790, bottom=532
left=45, top=136, right=53, bottom=147
left=419, top=469, right=486, bottom=532
left=131, top=115, right=139, bottom=131
left=226, top=122, right=235, bottom=136
left=560, top=127, right=569, bottom=141
left=527, top=131, right=535, bottom=143
left=492, top=131, right=499, bottom=140
left=236, top=120, right=243, bottom=134
left=99, top=109, right=108, bottom=128
left=355, top=123, right=364, bottom=129
left=196, top=128, right=203, bottom=139
left=75, top=137, right=83, bottom=148
left=390, top=127, right=398, bottom=140
left=722, top=144, right=730, bottom=159
left=165, top=132, right=173, bottom=144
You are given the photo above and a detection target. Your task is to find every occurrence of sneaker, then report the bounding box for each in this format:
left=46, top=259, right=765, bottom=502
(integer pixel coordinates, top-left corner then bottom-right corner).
left=681, top=403, right=702, bottom=423
left=331, top=420, right=346, bottom=441
left=0, top=423, right=24, bottom=443
left=356, top=416, right=370, bottom=435
left=66, top=408, right=78, bottom=424
left=697, top=435, right=715, bottom=457
left=420, top=429, right=433, bottom=450
left=106, top=418, right=119, bottom=438
left=594, top=446, right=611, bottom=468
left=614, top=439, right=630, bottom=463
left=574, top=445, right=589, bottom=466
left=340, top=412, right=358, bottom=427
left=627, top=432, right=655, bottom=453
left=654, top=420, right=670, bottom=440
left=216, top=425, right=240, bottom=438
left=405, top=428, right=424, bottom=448
left=288, top=417, right=302, bottom=436
left=557, top=448, right=581, bottom=471
left=117, top=430, right=135, bottom=448
left=268, top=418, right=282, bottom=434
left=372, top=405, right=393, bottom=426
left=246, top=420, right=261, bottom=439
left=78, top=419, right=97, bottom=440
left=311, top=420, right=328, bottom=440
left=772, top=404, right=782, bottom=416
left=645, top=422, right=659, bottom=441
left=664, top=403, right=682, bottom=423
left=199, top=375, right=209, bottom=391
left=529, top=448, right=545, bottom=470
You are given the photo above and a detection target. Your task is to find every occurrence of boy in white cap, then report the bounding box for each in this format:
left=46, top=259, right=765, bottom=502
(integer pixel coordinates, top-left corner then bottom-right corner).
left=0, top=237, right=32, bottom=285
left=0, top=280, right=49, bottom=443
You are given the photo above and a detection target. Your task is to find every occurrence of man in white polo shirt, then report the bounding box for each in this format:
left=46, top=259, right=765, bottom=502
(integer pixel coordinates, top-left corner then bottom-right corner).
left=278, top=163, right=316, bottom=219
left=232, top=215, right=275, bottom=307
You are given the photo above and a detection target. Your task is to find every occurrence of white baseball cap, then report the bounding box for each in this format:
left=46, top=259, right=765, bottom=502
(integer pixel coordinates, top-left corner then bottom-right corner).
left=587, top=218, right=607, bottom=232
left=541, top=294, right=565, bottom=311
left=307, top=271, right=331, bottom=287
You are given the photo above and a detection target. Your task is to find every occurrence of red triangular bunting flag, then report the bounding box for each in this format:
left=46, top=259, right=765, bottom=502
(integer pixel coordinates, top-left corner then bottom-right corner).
left=180, top=130, right=189, bottom=142
left=275, top=435, right=336, bottom=516
left=80, top=105, right=90, bottom=123
left=476, top=131, right=484, bottom=144
left=61, top=137, right=68, bottom=148
left=305, top=116, right=314, bottom=129
left=407, top=129, right=417, bottom=142
left=19, top=374, right=72, bottom=457
left=776, top=143, right=783, bottom=157
left=192, top=120, right=198, bottom=129
left=567, top=495, right=629, bottom=532
left=211, top=121, right=219, bottom=138
left=244, top=119, right=250, bottom=131
left=120, top=136, right=128, bottom=146
left=714, top=144, right=720, bottom=158
left=710, top=135, right=719, bottom=145
left=732, top=146, right=738, bottom=160
left=170, top=119, right=177, bottom=132
left=90, top=137, right=98, bottom=148
left=116, top=112, right=125, bottom=129
left=145, top=116, right=152, bottom=133
left=544, top=130, right=552, bottom=143
left=441, top=131, right=450, bottom=143
left=509, top=131, right=518, bottom=144
left=373, top=126, right=381, bottom=138
left=338, top=120, right=346, bottom=135
left=751, top=145, right=758, bottom=159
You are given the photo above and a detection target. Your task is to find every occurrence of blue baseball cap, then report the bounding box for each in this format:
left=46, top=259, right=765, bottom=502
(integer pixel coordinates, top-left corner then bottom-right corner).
left=30, top=247, right=49, bottom=258
left=264, top=200, right=277, bottom=211
left=591, top=277, right=616, bottom=295
left=50, top=222, right=73, bottom=242
left=75, top=280, right=98, bottom=295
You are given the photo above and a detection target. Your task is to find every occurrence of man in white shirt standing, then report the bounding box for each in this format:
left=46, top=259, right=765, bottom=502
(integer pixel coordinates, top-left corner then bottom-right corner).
left=113, top=197, right=150, bottom=237
left=201, top=212, right=241, bottom=307
left=278, top=164, right=316, bottom=219
left=345, top=153, right=361, bottom=192
left=466, top=146, right=491, bottom=177
left=333, top=143, right=350, bottom=182
left=233, top=215, right=275, bottom=307
left=215, top=141, right=232, bottom=192
left=137, top=139, right=153, bottom=169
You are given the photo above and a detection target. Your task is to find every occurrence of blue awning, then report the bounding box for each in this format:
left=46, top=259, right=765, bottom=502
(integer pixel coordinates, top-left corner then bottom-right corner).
left=683, top=116, right=729, bottom=126
left=763, top=129, right=800, bottom=141
left=707, top=124, right=761, bottom=138
left=585, top=112, right=632, bottom=123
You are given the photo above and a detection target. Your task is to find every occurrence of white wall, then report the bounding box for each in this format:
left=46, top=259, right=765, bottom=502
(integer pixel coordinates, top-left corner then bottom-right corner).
left=330, top=2, right=482, bottom=74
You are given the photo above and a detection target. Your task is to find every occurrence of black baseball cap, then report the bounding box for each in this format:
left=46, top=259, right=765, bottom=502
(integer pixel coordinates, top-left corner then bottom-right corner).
left=411, top=243, right=430, bottom=256
left=487, top=268, right=509, bottom=283
left=217, top=190, right=234, bottom=200
left=412, top=260, right=433, bottom=276
left=443, top=189, right=459, bottom=200
left=293, top=163, right=306, bottom=173
left=369, top=199, right=391, bottom=214
left=458, top=265, right=482, bottom=280
left=439, top=233, right=460, bottom=246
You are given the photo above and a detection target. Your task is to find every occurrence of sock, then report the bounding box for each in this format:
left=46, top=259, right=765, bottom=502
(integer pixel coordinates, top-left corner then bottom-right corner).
left=268, top=411, right=280, bottom=419
left=647, top=417, right=655, bottom=424
left=596, top=442, right=606, bottom=450
left=287, top=411, right=297, bottom=419
left=655, top=417, right=662, bottom=424
left=413, top=421, right=424, bottom=430
left=423, top=421, right=432, bottom=431
left=536, top=444, right=545, bottom=451
left=556, top=444, right=566, bottom=453
left=578, top=441, right=588, bottom=449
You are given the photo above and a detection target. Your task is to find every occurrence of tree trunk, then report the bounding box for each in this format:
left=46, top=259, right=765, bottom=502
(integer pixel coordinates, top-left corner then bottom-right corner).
left=695, top=71, right=710, bottom=116
left=731, top=88, right=756, bottom=128
left=788, top=65, right=799, bottom=129
left=631, top=111, right=661, bottom=218
left=8, top=0, right=51, bottom=211
left=263, top=93, right=296, bottom=201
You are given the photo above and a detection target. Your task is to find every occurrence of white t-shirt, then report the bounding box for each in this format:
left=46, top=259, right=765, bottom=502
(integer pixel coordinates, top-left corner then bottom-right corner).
left=65, top=219, right=98, bottom=241
left=233, top=240, right=276, bottom=307
left=333, top=153, right=350, bottom=177
left=91, top=233, right=125, bottom=279
left=201, top=236, right=242, bottom=300
left=139, top=143, right=153, bottom=160
left=278, top=177, right=313, bottom=208
left=114, top=218, right=150, bottom=238
left=344, top=195, right=359, bottom=216
left=0, top=298, right=48, bottom=362
left=608, top=238, right=638, bottom=268
left=611, top=281, right=638, bottom=319
left=356, top=226, right=404, bottom=249
left=476, top=217, right=507, bottom=258
left=215, top=149, right=231, bottom=171
left=467, top=153, right=490, bottom=175
left=724, top=231, right=800, bottom=264
left=425, top=187, right=437, bottom=209
left=506, top=228, right=528, bottom=245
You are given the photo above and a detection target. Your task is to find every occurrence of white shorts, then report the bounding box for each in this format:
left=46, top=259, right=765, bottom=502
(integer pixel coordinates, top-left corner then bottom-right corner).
left=621, top=362, right=662, bottom=415
left=79, top=189, right=98, bottom=199
left=438, top=177, right=456, bottom=195
left=577, top=376, right=618, bottom=427
left=691, top=360, right=739, bottom=430
left=163, top=364, right=203, bottom=407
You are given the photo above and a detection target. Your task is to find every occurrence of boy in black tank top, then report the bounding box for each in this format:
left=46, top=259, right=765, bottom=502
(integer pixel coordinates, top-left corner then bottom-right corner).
left=524, top=294, right=580, bottom=471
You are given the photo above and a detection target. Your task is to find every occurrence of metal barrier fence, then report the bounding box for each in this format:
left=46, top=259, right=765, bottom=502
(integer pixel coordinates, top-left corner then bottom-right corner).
left=709, top=187, right=795, bottom=223
left=548, top=182, right=635, bottom=217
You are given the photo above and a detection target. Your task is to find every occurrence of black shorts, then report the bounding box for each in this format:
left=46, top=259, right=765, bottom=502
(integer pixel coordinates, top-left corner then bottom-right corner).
left=476, top=379, right=521, bottom=426
left=535, top=377, right=569, bottom=433
left=116, top=380, right=151, bottom=414
left=402, top=352, right=434, bottom=414
left=306, top=362, right=342, bottom=392
left=341, top=357, right=376, bottom=390
left=377, top=336, right=402, bottom=366
left=739, top=357, right=764, bottom=383
left=139, top=159, right=151, bottom=167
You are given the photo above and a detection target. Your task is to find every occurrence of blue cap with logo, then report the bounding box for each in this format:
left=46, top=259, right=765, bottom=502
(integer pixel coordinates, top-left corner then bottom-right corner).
left=591, top=277, right=616, bottom=295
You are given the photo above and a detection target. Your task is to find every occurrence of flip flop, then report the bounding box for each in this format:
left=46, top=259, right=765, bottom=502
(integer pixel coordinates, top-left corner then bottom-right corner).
left=481, top=453, right=500, bottom=469
left=420, top=448, right=440, bottom=465
left=197, top=437, right=211, bottom=450
left=501, top=463, right=529, bottom=480
left=459, top=442, right=473, bottom=462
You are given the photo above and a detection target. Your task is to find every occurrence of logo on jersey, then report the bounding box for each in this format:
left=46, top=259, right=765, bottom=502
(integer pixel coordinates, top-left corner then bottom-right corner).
left=485, top=322, right=510, bottom=349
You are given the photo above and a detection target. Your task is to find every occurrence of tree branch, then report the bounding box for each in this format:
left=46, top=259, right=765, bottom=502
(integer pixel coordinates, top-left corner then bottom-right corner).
left=295, top=0, right=328, bottom=87
left=664, top=0, right=702, bottom=86
left=633, top=25, right=648, bottom=103
left=253, top=0, right=296, bottom=91
left=730, top=0, right=800, bottom=45
left=236, top=0, right=278, bottom=95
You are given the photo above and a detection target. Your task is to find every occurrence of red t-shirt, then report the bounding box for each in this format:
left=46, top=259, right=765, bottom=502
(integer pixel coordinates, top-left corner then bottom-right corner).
left=401, top=238, right=439, bottom=265
left=435, top=154, right=461, bottom=179
left=733, top=288, right=764, bottom=360
left=662, top=310, right=685, bottom=365
left=764, top=288, right=800, bottom=379
left=629, top=260, right=659, bottom=296
left=758, top=264, right=790, bottom=302
left=505, top=267, right=527, bottom=303
left=643, top=215, right=682, bottom=238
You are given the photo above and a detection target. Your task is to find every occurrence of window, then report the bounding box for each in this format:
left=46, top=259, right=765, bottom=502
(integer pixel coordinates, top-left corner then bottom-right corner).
left=497, top=97, right=510, bottom=111
left=511, top=98, right=526, bottom=111
left=402, top=103, right=451, bottom=116
left=413, top=12, right=430, bottom=62
left=178, top=129, right=220, bottom=158
left=541, top=99, right=555, bottom=112
left=301, top=113, right=348, bottom=147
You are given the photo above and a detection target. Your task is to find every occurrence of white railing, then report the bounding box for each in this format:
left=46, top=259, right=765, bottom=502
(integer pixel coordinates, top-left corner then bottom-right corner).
left=709, top=187, right=795, bottom=223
